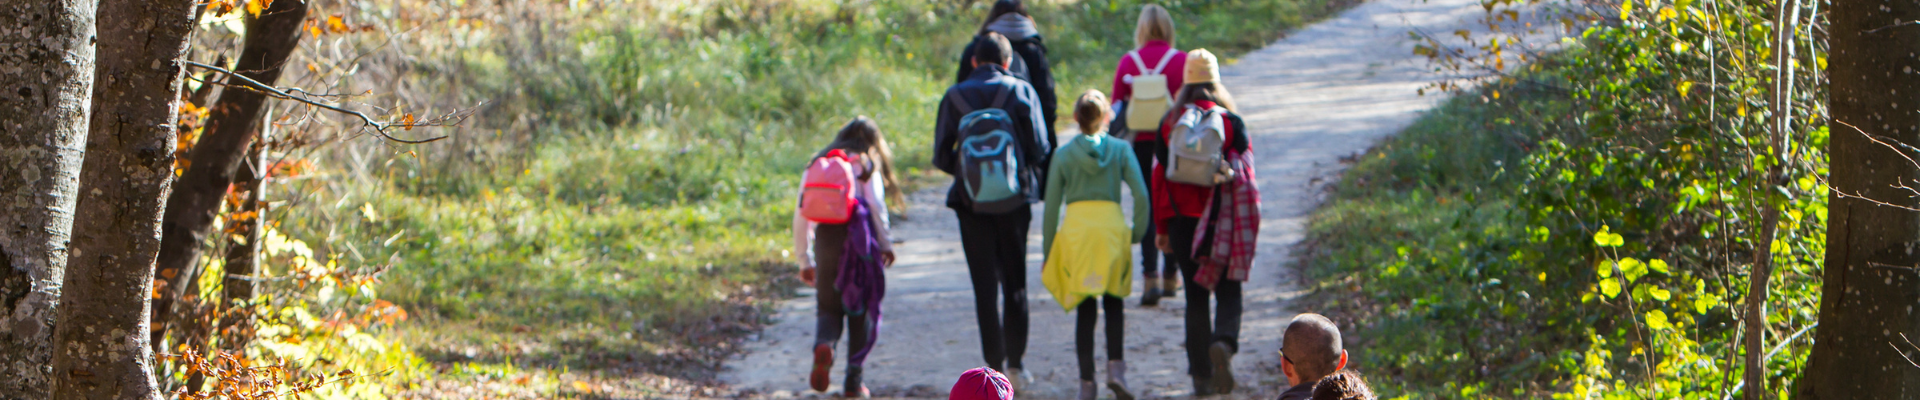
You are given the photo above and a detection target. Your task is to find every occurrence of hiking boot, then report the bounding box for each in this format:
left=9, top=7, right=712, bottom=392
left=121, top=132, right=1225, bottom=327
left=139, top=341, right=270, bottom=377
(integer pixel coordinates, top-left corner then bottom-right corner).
left=1079, top=380, right=1098, bottom=400
left=1208, top=342, right=1236, bottom=394
left=1164, top=277, right=1183, bottom=297
left=1141, top=278, right=1162, bottom=306
left=809, top=343, right=834, bottom=392
left=1191, top=376, right=1215, bottom=396
left=842, top=365, right=870, bottom=398
left=1106, top=360, right=1135, bottom=400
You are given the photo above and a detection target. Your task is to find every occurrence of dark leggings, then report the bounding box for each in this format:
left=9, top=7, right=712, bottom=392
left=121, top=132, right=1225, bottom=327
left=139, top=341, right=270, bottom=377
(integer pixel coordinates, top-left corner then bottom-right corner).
left=1166, top=217, right=1244, bottom=378
left=1075, top=295, right=1125, bottom=381
left=1133, top=139, right=1177, bottom=279
left=956, top=207, right=1032, bottom=371
left=812, top=224, right=875, bottom=367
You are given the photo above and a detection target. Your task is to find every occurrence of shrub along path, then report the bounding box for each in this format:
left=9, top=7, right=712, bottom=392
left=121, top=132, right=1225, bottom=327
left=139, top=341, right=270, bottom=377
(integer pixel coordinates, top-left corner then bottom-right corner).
left=723, top=0, right=1560, bottom=397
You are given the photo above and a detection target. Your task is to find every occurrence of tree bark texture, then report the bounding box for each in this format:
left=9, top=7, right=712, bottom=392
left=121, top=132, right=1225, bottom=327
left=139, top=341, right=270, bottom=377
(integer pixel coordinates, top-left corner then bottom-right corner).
left=50, top=0, right=198, bottom=398
left=1799, top=0, right=1920, bottom=397
left=150, top=0, right=308, bottom=351
left=0, top=1, right=95, bottom=398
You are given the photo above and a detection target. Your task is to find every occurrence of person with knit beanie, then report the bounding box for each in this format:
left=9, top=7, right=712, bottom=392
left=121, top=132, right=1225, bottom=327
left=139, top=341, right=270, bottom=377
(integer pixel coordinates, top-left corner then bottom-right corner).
left=949, top=367, right=1015, bottom=400
left=1149, top=48, right=1260, bottom=396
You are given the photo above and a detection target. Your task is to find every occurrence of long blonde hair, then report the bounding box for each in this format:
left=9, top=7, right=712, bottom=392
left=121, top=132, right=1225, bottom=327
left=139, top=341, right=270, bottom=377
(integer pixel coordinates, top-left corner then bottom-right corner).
left=1135, top=5, right=1176, bottom=49
left=816, top=116, right=905, bottom=207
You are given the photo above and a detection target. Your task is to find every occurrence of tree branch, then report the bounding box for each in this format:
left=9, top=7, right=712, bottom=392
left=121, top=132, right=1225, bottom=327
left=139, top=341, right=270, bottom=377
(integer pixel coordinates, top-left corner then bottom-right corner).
left=182, top=60, right=477, bottom=144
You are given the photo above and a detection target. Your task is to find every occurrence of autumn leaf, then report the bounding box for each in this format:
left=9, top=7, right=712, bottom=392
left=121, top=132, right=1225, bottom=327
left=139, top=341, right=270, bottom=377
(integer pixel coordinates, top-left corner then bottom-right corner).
left=245, top=0, right=265, bottom=17
left=327, top=15, right=348, bottom=33
left=401, top=113, right=416, bottom=130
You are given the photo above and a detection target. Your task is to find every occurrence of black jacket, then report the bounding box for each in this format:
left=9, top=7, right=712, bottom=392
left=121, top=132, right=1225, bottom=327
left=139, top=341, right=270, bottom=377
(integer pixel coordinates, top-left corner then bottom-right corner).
left=933, top=65, right=1053, bottom=211
left=956, top=35, right=1058, bottom=130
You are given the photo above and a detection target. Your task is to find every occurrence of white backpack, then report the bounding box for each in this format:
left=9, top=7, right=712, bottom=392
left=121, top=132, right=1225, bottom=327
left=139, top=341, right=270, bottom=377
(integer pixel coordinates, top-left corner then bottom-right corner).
left=1124, top=50, right=1178, bottom=132
left=1165, top=105, right=1227, bottom=186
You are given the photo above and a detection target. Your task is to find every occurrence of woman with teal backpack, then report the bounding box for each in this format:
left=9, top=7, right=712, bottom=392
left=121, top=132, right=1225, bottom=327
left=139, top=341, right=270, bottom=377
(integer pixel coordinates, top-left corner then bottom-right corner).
left=1041, top=90, right=1150, bottom=400
left=791, top=117, right=901, bottom=398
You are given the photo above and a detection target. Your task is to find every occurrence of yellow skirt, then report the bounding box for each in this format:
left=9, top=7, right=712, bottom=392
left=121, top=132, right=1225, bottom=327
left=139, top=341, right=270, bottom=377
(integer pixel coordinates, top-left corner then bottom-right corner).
left=1042, top=201, right=1133, bottom=312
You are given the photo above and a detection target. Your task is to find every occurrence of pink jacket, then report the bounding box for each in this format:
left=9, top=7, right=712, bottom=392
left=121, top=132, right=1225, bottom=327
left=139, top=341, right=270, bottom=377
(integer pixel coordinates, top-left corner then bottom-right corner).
left=1110, top=41, right=1187, bottom=141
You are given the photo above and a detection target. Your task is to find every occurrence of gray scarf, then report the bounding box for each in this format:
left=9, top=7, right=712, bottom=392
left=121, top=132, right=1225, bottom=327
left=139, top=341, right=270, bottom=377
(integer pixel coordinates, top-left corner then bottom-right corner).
left=986, top=14, right=1040, bottom=40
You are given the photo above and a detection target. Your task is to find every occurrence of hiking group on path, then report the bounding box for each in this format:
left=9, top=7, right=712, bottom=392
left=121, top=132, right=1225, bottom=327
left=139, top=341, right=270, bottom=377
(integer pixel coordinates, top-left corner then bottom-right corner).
left=790, top=1, right=1373, bottom=399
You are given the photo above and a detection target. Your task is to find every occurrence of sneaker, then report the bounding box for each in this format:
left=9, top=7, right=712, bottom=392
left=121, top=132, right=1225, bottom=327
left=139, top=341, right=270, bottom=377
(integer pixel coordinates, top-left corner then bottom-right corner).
left=1005, top=367, right=1031, bottom=394
left=810, top=343, right=834, bottom=392
left=1208, top=342, right=1236, bottom=394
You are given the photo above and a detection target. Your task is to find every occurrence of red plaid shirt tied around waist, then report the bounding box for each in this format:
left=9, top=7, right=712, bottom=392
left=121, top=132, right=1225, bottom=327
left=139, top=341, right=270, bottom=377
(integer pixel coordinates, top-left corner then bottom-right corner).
left=1192, top=150, right=1259, bottom=290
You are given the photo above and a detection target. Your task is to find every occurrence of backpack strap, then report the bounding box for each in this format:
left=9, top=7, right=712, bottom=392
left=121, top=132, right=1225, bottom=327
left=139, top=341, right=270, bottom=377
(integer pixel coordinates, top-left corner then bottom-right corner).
left=989, top=85, right=1012, bottom=110
left=1149, top=50, right=1177, bottom=75
left=1127, top=50, right=1150, bottom=73
left=947, top=86, right=975, bottom=115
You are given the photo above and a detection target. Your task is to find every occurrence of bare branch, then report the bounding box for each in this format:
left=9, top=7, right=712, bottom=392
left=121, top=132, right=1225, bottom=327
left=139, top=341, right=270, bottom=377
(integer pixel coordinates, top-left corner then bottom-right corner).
left=182, top=60, right=478, bottom=144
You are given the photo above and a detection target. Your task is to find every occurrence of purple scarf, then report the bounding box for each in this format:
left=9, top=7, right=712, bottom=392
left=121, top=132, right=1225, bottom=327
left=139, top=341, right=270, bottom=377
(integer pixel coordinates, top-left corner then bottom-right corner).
left=837, top=201, right=886, bottom=364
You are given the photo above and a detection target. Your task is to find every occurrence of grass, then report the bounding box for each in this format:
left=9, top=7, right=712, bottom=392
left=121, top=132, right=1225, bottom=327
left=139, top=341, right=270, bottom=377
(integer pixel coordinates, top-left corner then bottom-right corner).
left=275, top=0, right=1356, bottom=391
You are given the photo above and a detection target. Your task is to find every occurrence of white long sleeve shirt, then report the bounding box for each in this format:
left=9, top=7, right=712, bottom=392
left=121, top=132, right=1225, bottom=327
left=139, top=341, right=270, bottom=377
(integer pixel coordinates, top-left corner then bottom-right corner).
left=791, top=157, right=893, bottom=270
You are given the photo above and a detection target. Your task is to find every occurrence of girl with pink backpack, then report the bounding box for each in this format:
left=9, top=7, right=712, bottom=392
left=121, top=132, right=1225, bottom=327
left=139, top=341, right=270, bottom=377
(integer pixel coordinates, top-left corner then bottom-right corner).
left=791, top=116, right=900, bottom=397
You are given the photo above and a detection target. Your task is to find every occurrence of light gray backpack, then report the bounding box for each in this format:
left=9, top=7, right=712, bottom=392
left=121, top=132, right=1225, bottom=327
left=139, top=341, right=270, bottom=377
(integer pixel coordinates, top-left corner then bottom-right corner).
left=1165, top=105, right=1227, bottom=186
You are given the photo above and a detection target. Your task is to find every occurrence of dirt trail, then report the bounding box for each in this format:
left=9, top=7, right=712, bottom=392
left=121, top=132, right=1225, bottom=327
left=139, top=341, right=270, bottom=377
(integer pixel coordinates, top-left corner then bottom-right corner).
left=722, top=0, right=1554, bottom=398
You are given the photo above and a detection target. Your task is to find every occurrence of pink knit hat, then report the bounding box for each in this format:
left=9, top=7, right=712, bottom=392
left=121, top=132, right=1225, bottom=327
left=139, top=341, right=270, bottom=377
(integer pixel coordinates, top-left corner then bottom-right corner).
left=949, top=367, right=1014, bottom=400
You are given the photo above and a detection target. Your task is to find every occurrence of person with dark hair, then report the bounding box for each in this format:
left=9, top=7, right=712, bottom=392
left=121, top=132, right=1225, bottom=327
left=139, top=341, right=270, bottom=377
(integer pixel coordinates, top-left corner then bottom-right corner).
left=1041, top=90, right=1147, bottom=400
left=1309, top=370, right=1375, bottom=400
left=792, top=117, right=901, bottom=398
left=1278, top=313, right=1350, bottom=400
left=955, top=0, right=1058, bottom=130
left=933, top=31, right=1053, bottom=394
left=1110, top=3, right=1188, bottom=306
left=1150, top=48, right=1258, bottom=395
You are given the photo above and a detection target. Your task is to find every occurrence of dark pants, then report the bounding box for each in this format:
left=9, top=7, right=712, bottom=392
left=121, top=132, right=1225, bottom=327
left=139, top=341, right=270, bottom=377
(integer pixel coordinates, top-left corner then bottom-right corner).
left=1133, top=139, right=1178, bottom=279
left=956, top=207, right=1032, bottom=371
left=812, top=224, right=875, bottom=367
left=1075, top=295, right=1125, bottom=381
left=1166, top=216, right=1243, bottom=378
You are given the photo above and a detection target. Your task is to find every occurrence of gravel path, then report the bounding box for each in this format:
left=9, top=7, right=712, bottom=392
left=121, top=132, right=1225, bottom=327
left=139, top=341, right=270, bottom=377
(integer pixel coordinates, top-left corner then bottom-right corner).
left=722, top=0, right=1558, bottom=397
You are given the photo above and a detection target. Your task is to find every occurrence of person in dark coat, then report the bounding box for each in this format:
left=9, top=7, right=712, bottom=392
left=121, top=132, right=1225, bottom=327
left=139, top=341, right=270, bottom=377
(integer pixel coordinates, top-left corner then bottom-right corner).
left=932, top=32, right=1053, bottom=395
left=954, top=0, right=1059, bottom=131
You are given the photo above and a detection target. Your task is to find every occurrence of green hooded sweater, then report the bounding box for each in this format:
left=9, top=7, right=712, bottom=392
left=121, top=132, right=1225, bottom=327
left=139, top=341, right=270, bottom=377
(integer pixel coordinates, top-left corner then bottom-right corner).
left=1042, top=132, right=1151, bottom=254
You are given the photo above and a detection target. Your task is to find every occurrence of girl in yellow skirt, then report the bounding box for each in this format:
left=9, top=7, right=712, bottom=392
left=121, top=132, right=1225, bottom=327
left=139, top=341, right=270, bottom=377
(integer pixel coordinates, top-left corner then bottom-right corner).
left=1041, top=90, right=1150, bottom=400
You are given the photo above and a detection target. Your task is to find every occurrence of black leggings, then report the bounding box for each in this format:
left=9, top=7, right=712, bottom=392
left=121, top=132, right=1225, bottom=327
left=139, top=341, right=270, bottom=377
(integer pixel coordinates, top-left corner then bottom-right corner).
left=956, top=207, right=1032, bottom=371
left=1133, top=139, right=1177, bottom=279
left=1075, top=295, right=1125, bottom=381
left=811, top=224, right=875, bottom=366
left=1166, top=217, right=1243, bottom=378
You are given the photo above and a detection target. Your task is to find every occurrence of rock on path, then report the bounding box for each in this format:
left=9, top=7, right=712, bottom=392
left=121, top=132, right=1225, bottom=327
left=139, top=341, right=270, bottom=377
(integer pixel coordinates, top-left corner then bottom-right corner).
left=722, top=0, right=1563, bottom=397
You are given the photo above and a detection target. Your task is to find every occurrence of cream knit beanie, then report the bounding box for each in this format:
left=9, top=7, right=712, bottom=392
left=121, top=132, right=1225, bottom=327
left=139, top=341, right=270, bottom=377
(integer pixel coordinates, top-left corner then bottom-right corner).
left=1184, top=48, right=1219, bottom=85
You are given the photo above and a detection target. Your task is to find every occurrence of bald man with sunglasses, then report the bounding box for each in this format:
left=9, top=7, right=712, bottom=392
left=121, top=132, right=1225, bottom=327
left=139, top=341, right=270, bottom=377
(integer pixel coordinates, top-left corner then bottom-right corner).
left=1278, top=313, right=1350, bottom=400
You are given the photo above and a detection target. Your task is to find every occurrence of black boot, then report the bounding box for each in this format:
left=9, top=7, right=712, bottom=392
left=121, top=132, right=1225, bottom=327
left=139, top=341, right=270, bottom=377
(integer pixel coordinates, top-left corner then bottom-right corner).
left=843, top=365, right=870, bottom=398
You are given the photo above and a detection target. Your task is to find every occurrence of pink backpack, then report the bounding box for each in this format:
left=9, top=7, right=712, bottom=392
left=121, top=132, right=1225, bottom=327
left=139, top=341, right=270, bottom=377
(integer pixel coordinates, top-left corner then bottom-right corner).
left=800, top=149, right=861, bottom=224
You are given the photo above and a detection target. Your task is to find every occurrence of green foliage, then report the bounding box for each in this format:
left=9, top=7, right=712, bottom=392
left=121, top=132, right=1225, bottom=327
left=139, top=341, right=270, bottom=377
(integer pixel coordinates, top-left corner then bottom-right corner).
left=1303, top=0, right=1828, bottom=395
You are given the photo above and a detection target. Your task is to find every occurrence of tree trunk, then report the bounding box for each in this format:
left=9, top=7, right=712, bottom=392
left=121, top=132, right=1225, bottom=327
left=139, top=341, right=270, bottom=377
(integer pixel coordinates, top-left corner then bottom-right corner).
left=50, top=0, right=198, bottom=398
left=1798, top=0, right=1920, bottom=397
left=0, top=1, right=96, bottom=397
left=149, top=0, right=308, bottom=352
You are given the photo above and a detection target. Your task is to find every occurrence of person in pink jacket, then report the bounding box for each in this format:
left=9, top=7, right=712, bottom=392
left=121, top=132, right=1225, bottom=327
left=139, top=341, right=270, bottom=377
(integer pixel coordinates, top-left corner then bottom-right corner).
left=1109, top=4, right=1187, bottom=306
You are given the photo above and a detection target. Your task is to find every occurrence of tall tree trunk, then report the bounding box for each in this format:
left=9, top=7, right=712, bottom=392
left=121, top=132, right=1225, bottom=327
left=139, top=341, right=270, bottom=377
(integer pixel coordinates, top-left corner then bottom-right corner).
left=0, top=1, right=96, bottom=397
left=50, top=0, right=198, bottom=398
left=150, top=0, right=308, bottom=352
left=1798, top=0, right=1920, bottom=397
